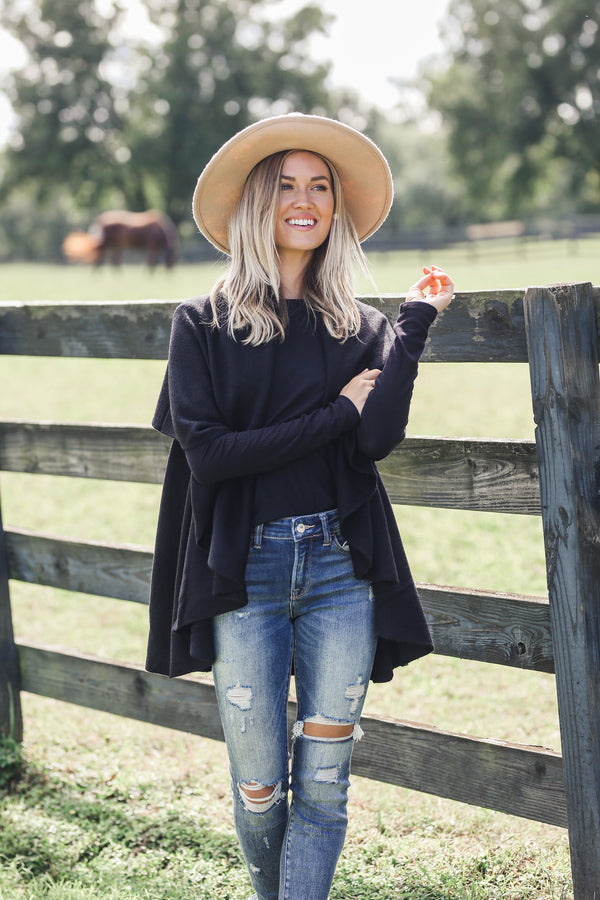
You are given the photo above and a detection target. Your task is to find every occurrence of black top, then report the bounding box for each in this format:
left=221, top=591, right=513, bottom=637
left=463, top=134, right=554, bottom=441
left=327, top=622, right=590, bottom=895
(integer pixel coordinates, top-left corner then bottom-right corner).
left=253, top=300, right=338, bottom=523
left=146, top=295, right=438, bottom=683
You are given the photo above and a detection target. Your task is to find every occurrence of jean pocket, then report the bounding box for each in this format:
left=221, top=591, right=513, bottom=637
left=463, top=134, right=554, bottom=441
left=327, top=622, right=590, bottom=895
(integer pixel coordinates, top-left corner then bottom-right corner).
left=331, top=533, right=351, bottom=554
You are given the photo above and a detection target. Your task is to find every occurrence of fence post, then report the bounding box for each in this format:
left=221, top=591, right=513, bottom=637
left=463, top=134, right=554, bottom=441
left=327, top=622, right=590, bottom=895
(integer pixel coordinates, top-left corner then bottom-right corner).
left=524, top=281, right=600, bottom=898
left=0, top=494, right=22, bottom=742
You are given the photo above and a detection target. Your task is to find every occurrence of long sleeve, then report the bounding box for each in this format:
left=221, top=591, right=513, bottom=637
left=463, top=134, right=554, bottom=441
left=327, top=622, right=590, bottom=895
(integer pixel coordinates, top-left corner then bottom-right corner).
left=182, top=402, right=358, bottom=485
left=147, top=296, right=437, bottom=682
left=166, top=301, right=360, bottom=486
left=356, top=300, right=437, bottom=460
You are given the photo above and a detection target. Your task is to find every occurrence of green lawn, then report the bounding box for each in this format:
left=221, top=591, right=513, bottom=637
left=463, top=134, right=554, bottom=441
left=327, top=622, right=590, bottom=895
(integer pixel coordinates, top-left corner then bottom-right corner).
left=2, top=233, right=599, bottom=301
left=1, top=238, right=589, bottom=898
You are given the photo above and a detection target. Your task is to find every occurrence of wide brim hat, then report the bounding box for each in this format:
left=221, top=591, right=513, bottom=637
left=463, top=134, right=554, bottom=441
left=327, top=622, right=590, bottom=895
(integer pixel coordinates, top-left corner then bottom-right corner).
left=192, top=112, right=393, bottom=254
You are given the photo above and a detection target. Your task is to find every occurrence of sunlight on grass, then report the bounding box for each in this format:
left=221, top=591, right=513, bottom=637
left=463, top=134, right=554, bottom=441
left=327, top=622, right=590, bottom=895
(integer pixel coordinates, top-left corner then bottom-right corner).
left=1, top=235, right=598, bottom=305
left=364, top=235, right=600, bottom=293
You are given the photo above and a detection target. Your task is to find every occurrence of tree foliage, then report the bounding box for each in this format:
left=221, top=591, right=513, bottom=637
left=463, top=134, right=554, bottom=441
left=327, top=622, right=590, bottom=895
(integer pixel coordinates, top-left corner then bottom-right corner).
left=426, top=0, right=600, bottom=218
left=1, top=0, right=129, bottom=209
left=1, top=0, right=335, bottom=225
left=131, top=0, right=335, bottom=223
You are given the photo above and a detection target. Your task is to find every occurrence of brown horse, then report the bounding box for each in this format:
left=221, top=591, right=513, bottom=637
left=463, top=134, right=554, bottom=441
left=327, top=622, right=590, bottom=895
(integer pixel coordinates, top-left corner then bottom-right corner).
left=63, top=210, right=179, bottom=269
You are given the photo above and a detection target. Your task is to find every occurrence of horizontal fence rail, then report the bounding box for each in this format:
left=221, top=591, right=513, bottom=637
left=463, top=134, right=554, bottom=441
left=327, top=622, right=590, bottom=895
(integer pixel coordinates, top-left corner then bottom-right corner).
left=0, top=299, right=178, bottom=360
left=0, top=290, right=597, bottom=362
left=0, top=289, right=597, bottom=362
left=4, top=528, right=553, bottom=672
left=379, top=436, right=541, bottom=513
left=5, top=529, right=152, bottom=606
left=0, top=421, right=168, bottom=484
left=0, top=421, right=541, bottom=513
left=16, top=643, right=566, bottom=828
left=0, top=291, right=546, bottom=362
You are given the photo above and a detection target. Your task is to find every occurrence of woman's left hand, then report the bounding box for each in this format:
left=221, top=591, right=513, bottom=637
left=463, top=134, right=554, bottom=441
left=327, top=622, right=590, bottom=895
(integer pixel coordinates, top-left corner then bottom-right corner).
left=405, top=264, right=454, bottom=312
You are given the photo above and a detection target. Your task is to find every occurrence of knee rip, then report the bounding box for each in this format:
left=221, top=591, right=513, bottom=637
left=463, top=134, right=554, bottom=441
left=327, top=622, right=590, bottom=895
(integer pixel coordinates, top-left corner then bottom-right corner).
left=238, top=779, right=283, bottom=813
left=292, top=714, right=364, bottom=743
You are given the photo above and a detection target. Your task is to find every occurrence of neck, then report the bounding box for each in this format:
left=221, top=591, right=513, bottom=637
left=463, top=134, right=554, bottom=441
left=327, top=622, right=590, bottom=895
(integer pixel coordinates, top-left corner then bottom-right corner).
left=278, top=249, right=312, bottom=299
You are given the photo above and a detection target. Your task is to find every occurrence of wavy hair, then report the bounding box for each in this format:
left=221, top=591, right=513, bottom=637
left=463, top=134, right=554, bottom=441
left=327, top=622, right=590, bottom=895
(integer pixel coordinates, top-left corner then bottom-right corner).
left=209, top=150, right=373, bottom=345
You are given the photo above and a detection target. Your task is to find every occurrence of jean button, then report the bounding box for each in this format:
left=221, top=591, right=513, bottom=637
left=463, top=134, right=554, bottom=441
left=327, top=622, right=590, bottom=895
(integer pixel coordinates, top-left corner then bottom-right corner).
left=296, top=522, right=306, bottom=534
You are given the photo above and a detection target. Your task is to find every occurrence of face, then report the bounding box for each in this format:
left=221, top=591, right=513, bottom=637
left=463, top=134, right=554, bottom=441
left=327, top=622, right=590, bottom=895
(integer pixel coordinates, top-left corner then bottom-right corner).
left=274, top=151, right=335, bottom=258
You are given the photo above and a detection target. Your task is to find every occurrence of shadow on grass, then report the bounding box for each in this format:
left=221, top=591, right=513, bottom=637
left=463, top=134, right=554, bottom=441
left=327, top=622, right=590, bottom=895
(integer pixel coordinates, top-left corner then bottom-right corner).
left=0, top=760, right=242, bottom=887
left=1, top=762, right=462, bottom=900
left=1, top=760, right=572, bottom=900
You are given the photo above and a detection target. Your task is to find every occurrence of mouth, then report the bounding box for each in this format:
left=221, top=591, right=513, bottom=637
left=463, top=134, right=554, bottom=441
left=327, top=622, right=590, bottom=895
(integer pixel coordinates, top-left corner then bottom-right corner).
left=286, top=217, right=317, bottom=228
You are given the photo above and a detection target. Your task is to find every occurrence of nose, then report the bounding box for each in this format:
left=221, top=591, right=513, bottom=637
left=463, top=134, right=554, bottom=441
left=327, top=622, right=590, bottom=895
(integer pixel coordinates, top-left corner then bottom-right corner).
left=293, top=187, right=311, bottom=207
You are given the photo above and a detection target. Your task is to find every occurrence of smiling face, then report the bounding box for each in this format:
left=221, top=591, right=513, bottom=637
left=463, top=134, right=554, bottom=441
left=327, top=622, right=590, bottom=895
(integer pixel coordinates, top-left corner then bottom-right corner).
left=274, top=151, right=335, bottom=261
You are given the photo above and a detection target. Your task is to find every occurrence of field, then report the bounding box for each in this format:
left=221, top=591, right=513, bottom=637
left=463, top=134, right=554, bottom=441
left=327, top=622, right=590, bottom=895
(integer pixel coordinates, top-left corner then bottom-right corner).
left=1, top=236, right=598, bottom=898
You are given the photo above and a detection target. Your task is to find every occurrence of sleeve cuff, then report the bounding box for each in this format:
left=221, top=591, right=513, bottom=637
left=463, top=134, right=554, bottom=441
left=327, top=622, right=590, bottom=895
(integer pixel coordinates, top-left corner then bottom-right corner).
left=398, top=299, right=438, bottom=326
left=336, top=395, right=361, bottom=428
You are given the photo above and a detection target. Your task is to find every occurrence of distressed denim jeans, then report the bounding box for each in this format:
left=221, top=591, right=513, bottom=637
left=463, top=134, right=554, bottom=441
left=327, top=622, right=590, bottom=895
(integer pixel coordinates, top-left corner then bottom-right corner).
left=212, top=510, right=377, bottom=900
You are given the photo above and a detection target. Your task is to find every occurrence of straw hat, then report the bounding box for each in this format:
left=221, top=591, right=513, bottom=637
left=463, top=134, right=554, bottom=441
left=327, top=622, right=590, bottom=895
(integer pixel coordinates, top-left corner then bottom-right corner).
left=192, top=113, right=393, bottom=254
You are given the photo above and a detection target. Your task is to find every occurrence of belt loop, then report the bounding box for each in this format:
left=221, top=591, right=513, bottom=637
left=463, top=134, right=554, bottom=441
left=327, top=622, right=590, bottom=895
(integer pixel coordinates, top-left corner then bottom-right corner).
left=253, top=523, right=263, bottom=549
left=319, top=512, right=331, bottom=546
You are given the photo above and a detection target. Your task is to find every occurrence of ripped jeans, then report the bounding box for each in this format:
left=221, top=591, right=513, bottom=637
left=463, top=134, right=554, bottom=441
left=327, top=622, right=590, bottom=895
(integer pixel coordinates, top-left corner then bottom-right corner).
left=212, top=510, right=377, bottom=900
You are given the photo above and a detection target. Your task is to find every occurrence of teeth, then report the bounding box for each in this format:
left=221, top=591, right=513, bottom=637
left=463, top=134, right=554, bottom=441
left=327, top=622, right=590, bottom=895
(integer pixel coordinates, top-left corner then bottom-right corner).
left=288, top=218, right=315, bottom=226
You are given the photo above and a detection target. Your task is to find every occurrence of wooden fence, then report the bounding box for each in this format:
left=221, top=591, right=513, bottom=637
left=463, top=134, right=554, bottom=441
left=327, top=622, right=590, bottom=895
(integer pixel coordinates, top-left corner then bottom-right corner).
left=1, top=282, right=599, bottom=897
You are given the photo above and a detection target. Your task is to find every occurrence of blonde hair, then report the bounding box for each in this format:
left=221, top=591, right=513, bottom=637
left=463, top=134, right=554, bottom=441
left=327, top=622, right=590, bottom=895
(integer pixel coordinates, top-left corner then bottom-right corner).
left=209, top=150, right=372, bottom=345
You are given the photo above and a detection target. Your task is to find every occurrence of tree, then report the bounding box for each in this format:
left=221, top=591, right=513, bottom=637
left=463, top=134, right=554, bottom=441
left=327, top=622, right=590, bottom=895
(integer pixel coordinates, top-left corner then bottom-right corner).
left=1, top=0, right=337, bottom=226
left=1, top=0, right=133, bottom=209
left=127, top=0, right=336, bottom=224
left=426, top=0, right=600, bottom=219
left=367, top=109, right=467, bottom=238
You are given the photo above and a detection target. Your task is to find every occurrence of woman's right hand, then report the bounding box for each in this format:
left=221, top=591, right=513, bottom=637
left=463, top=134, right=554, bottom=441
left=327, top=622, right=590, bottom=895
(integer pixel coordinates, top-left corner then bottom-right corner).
left=340, top=368, right=380, bottom=415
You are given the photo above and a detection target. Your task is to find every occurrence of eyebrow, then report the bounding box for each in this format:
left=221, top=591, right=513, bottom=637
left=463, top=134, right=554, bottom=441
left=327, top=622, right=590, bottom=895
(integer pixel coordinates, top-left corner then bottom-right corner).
left=280, top=174, right=331, bottom=183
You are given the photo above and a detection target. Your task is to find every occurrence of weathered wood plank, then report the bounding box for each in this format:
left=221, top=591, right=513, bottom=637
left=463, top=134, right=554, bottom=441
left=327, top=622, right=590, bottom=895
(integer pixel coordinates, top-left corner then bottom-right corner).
left=5, top=528, right=553, bottom=670
left=419, top=584, right=553, bottom=672
left=0, top=289, right=597, bottom=361
left=17, top=642, right=566, bottom=827
left=0, top=293, right=520, bottom=361
left=0, top=421, right=169, bottom=484
left=18, top=643, right=226, bottom=743
left=351, top=715, right=565, bottom=828
left=0, top=291, right=534, bottom=362
left=0, top=421, right=541, bottom=514
left=0, top=299, right=178, bottom=359
left=382, top=436, right=541, bottom=514
left=380, top=290, right=530, bottom=362
left=524, top=281, right=600, bottom=897
left=0, top=501, right=22, bottom=740
left=5, top=529, right=152, bottom=604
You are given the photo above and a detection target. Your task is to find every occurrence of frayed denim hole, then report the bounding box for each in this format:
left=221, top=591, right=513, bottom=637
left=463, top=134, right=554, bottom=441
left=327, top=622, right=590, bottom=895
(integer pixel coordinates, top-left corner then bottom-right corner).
left=237, top=779, right=283, bottom=813
left=294, top=715, right=357, bottom=742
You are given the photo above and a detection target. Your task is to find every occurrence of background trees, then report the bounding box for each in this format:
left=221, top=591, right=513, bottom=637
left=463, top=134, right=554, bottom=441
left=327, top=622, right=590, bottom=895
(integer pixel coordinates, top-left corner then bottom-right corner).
left=2, top=0, right=130, bottom=210
left=116, top=0, right=337, bottom=225
left=1, top=0, right=599, bottom=260
left=0, top=0, right=336, bottom=242
left=426, top=0, right=600, bottom=220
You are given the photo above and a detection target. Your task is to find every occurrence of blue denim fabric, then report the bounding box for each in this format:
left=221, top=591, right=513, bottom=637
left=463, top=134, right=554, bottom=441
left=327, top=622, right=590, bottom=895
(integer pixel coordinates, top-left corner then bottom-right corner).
left=212, top=510, right=376, bottom=900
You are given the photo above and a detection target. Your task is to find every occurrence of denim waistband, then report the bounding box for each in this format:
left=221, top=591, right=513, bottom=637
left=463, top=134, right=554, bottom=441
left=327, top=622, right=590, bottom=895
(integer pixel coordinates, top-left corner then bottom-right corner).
left=252, top=509, right=341, bottom=547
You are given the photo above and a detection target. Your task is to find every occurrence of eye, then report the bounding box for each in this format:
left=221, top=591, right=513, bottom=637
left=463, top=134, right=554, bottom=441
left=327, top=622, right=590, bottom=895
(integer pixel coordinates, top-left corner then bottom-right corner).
left=280, top=181, right=293, bottom=191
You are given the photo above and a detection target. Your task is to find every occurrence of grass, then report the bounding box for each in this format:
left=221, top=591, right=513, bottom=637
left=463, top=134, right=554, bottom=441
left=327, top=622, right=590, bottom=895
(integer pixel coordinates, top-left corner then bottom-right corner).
left=1, top=236, right=593, bottom=898
left=1, top=233, right=599, bottom=302
left=0, top=697, right=572, bottom=900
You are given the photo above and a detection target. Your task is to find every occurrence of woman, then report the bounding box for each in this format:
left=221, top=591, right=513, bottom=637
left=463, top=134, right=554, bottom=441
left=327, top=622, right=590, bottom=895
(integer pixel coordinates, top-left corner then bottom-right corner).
left=146, top=113, right=453, bottom=900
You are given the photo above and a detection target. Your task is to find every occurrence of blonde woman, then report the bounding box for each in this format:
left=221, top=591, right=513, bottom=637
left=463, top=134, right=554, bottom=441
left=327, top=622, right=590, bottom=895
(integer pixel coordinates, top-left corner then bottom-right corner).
left=147, top=114, right=453, bottom=900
